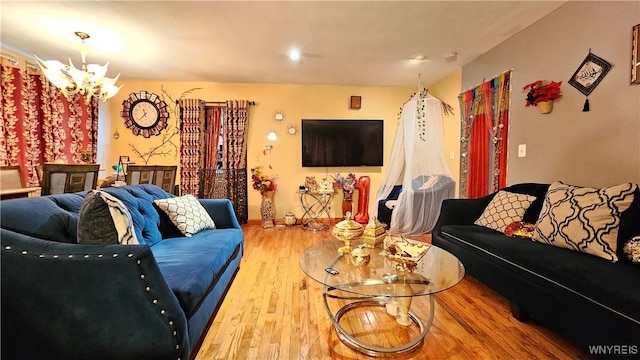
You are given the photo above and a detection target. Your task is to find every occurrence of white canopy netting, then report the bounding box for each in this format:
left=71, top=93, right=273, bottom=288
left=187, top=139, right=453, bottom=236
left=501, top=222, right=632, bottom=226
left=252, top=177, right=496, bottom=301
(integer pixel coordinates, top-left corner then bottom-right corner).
left=373, top=90, right=455, bottom=235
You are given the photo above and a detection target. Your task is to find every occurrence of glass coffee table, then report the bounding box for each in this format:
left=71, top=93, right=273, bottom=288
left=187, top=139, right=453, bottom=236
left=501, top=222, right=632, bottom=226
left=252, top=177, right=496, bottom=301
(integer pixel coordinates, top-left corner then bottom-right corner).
left=300, top=239, right=464, bottom=356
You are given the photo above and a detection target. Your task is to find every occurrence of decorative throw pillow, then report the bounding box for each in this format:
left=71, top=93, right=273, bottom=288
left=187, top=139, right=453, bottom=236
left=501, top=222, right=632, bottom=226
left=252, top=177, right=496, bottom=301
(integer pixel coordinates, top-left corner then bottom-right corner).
left=77, top=190, right=139, bottom=245
left=154, top=195, right=215, bottom=237
left=474, top=190, right=537, bottom=233
left=623, top=236, right=640, bottom=264
left=533, top=181, right=638, bottom=262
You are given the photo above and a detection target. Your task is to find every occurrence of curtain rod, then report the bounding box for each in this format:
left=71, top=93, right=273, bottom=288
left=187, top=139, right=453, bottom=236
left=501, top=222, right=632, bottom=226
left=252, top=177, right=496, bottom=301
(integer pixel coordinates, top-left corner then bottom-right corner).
left=204, top=100, right=255, bottom=105
left=1, top=52, right=39, bottom=72
left=460, top=68, right=514, bottom=94
left=175, top=100, right=256, bottom=105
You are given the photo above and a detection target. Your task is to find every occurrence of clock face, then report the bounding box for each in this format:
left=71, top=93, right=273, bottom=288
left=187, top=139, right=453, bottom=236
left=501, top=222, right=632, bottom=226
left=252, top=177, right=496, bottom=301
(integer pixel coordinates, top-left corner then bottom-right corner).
left=131, top=100, right=160, bottom=128
left=121, top=91, right=169, bottom=138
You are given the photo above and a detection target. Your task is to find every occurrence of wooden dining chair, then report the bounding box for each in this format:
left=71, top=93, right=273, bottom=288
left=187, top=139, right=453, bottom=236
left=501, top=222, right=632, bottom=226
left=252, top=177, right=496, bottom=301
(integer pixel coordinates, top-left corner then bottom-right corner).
left=126, top=165, right=177, bottom=194
left=40, top=163, right=100, bottom=195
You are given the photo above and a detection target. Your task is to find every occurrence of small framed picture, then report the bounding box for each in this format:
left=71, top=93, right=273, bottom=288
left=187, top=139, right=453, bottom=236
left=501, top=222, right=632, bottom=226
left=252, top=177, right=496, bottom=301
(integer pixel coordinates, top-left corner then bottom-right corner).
left=568, top=52, right=612, bottom=96
left=349, top=96, right=361, bottom=109
left=631, top=24, right=640, bottom=85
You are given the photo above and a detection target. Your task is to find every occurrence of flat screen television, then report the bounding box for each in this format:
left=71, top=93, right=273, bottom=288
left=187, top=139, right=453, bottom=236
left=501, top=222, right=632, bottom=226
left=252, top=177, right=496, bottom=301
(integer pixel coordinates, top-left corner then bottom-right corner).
left=302, top=119, right=384, bottom=167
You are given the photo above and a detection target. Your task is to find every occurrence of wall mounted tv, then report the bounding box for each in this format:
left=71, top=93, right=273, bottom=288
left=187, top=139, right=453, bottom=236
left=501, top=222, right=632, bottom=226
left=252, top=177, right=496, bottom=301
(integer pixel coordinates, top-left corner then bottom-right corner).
left=302, top=119, right=384, bottom=167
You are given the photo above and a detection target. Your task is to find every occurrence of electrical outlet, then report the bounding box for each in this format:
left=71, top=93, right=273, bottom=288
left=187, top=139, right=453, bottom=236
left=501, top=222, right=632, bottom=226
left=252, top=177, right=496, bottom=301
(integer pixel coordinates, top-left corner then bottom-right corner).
left=449, top=150, right=455, bottom=160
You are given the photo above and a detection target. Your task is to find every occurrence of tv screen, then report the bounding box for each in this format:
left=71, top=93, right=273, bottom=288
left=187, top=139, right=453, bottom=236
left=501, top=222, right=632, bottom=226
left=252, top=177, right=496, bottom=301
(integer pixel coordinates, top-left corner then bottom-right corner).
left=302, top=119, right=384, bottom=167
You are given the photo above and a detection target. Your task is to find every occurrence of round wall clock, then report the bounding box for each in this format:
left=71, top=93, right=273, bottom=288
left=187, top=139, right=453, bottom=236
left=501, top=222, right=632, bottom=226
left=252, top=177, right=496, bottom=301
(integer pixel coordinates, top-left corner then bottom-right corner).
left=121, top=91, right=169, bottom=138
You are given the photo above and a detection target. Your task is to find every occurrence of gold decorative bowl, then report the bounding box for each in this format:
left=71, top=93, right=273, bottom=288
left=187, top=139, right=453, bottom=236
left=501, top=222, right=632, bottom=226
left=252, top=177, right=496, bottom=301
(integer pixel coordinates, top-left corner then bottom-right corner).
left=332, top=212, right=364, bottom=254
left=350, top=245, right=371, bottom=266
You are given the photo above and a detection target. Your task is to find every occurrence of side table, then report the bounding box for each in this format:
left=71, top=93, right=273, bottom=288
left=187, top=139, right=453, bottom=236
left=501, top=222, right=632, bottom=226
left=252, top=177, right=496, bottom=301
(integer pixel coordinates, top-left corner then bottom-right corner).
left=298, top=190, right=333, bottom=231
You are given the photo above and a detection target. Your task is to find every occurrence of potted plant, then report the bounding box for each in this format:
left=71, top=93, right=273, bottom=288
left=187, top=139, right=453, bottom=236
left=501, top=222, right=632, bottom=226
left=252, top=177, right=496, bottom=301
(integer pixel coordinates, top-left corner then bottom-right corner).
left=523, top=80, right=562, bottom=114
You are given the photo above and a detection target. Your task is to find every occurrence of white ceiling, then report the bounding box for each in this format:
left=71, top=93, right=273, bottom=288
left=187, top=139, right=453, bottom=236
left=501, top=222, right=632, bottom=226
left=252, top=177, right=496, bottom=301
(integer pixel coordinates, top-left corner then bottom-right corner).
left=0, top=1, right=567, bottom=87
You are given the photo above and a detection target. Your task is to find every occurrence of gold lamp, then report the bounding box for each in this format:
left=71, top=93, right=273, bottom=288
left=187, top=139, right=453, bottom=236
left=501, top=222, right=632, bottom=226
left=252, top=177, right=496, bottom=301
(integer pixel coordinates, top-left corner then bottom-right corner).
left=35, top=31, right=122, bottom=103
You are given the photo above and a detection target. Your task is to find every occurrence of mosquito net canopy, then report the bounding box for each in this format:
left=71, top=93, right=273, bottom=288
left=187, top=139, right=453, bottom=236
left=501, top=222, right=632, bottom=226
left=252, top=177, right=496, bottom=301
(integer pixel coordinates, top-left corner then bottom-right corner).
left=373, top=91, right=454, bottom=235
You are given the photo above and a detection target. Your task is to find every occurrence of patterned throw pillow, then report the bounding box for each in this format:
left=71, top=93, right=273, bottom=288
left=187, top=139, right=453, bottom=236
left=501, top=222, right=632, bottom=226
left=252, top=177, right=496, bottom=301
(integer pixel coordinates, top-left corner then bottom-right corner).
left=533, top=182, right=638, bottom=262
left=623, top=236, right=640, bottom=264
left=154, top=195, right=215, bottom=237
left=77, top=190, right=139, bottom=245
left=474, top=190, right=537, bottom=233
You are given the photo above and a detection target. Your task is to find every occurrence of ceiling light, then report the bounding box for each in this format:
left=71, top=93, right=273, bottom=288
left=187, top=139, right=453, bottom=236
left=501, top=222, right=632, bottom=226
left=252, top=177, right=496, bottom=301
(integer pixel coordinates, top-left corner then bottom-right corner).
left=35, top=31, right=122, bottom=103
left=412, top=53, right=427, bottom=61
left=288, top=48, right=301, bottom=62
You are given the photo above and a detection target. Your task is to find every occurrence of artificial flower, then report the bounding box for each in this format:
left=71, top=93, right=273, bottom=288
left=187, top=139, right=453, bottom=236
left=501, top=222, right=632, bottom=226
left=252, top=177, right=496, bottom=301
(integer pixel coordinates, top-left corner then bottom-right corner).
left=523, top=80, right=562, bottom=106
left=332, top=173, right=359, bottom=193
left=250, top=166, right=276, bottom=195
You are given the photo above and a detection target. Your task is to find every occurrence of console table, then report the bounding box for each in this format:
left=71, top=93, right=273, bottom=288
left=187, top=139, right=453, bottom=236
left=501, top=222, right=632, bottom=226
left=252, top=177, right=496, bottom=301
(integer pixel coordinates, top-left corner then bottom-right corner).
left=298, top=190, right=333, bottom=231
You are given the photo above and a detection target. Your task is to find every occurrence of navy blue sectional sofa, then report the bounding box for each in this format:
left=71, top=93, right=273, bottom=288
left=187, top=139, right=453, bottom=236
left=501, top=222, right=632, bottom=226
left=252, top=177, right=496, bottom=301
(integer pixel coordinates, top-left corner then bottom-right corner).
left=432, top=183, right=640, bottom=355
left=1, top=185, right=244, bottom=360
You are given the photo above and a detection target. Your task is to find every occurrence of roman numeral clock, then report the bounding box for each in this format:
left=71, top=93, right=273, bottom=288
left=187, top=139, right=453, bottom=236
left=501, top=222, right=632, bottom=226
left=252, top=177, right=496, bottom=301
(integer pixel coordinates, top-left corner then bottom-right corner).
left=121, top=91, right=169, bottom=138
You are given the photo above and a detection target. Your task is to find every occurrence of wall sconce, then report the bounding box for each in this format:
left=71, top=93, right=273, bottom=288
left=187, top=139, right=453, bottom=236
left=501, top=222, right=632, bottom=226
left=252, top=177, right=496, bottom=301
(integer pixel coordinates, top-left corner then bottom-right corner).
left=267, top=131, right=278, bottom=141
left=113, top=129, right=120, bottom=139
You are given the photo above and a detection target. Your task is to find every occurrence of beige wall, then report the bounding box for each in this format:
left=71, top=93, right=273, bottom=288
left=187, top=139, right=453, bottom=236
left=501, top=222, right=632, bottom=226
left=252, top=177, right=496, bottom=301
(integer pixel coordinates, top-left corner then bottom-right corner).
left=460, top=1, right=640, bottom=188
left=100, top=81, right=413, bottom=221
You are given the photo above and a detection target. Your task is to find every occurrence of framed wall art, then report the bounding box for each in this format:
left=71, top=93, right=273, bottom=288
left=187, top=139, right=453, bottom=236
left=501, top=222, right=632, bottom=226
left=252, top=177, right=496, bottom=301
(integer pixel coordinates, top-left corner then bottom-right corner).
left=568, top=51, right=612, bottom=96
left=631, top=24, right=640, bottom=85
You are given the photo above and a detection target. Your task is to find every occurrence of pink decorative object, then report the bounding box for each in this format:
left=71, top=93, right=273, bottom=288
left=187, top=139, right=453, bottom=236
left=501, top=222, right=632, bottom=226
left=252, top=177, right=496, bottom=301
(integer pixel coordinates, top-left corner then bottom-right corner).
left=354, top=176, right=370, bottom=224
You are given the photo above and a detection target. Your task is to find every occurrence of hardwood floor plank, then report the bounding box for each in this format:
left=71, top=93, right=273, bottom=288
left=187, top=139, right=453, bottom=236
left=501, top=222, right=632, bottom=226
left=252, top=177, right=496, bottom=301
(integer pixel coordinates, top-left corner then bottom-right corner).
left=195, top=225, right=589, bottom=360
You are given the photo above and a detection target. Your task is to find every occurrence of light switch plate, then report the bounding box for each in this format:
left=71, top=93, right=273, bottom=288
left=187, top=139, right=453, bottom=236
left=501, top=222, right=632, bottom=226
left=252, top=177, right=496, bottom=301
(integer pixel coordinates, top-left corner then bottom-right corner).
left=518, top=144, right=526, bottom=157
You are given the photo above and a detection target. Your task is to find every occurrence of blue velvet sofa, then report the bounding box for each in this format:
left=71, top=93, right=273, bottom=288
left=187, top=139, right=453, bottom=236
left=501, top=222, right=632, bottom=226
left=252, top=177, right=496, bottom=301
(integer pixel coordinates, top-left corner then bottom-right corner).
left=432, top=183, right=640, bottom=354
left=1, top=184, right=244, bottom=360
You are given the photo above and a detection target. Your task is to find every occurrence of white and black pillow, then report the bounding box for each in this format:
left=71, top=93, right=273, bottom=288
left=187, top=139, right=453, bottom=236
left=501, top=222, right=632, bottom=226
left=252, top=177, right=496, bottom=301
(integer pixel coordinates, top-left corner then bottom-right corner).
left=533, top=182, right=638, bottom=262
left=77, top=190, right=139, bottom=245
left=474, top=190, right=536, bottom=233
left=154, top=195, right=215, bottom=237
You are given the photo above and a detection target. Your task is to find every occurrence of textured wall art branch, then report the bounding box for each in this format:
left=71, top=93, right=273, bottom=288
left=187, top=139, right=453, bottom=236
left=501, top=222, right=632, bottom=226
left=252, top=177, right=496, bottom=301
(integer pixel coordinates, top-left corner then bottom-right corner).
left=129, top=86, right=201, bottom=164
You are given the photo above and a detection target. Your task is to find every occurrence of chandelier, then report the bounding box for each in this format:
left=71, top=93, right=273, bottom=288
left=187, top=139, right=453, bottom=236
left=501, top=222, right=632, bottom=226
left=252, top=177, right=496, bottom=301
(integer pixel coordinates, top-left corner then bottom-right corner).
left=35, top=31, right=122, bottom=103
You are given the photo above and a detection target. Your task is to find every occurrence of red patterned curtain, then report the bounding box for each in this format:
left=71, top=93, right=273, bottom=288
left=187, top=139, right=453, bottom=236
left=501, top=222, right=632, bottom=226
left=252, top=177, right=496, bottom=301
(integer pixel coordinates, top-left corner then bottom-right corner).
left=458, top=70, right=511, bottom=198
left=0, top=62, right=97, bottom=187
left=178, top=98, right=204, bottom=196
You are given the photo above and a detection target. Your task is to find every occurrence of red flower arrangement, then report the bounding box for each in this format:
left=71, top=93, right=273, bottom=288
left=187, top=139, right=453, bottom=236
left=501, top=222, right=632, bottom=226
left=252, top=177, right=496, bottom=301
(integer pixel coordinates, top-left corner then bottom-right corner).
left=250, top=166, right=276, bottom=195
left=523, top=80, right=562, bottom=106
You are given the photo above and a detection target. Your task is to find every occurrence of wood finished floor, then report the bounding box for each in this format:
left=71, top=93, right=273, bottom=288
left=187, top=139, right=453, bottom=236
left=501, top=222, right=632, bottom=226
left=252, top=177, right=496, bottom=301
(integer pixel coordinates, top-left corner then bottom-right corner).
left=195, top=224, right=589, bottom=360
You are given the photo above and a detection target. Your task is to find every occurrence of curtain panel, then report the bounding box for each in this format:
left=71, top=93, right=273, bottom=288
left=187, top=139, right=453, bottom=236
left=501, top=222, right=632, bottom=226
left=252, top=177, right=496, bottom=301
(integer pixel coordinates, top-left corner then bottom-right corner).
left=178, top=98, right=204, bottom=197
left=221, top=100, right=249, bottom=223
left=458, top=70, right=511, bottom=198
left=0, top=63, right=97, bottom=187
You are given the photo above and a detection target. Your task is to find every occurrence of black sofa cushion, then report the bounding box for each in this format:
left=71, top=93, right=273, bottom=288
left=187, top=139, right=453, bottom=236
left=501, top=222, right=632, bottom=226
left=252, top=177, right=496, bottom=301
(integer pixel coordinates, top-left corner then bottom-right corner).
left=440, top=224, right=640, bottom=325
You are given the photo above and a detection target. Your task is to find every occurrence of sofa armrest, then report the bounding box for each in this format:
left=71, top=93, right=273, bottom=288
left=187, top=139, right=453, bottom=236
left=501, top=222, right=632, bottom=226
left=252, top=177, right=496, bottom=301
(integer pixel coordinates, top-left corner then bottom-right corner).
left=1, top=229, right=189, bottom=360
left=433, top=196, right=493, bottom=235
left=199, top=198, right=241, bottom=229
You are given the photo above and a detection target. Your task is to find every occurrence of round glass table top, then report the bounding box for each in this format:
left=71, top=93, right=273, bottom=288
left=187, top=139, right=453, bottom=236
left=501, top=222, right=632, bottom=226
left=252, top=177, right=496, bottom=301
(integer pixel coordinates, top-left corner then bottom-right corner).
left=300, top=239, right=465, bottom=297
